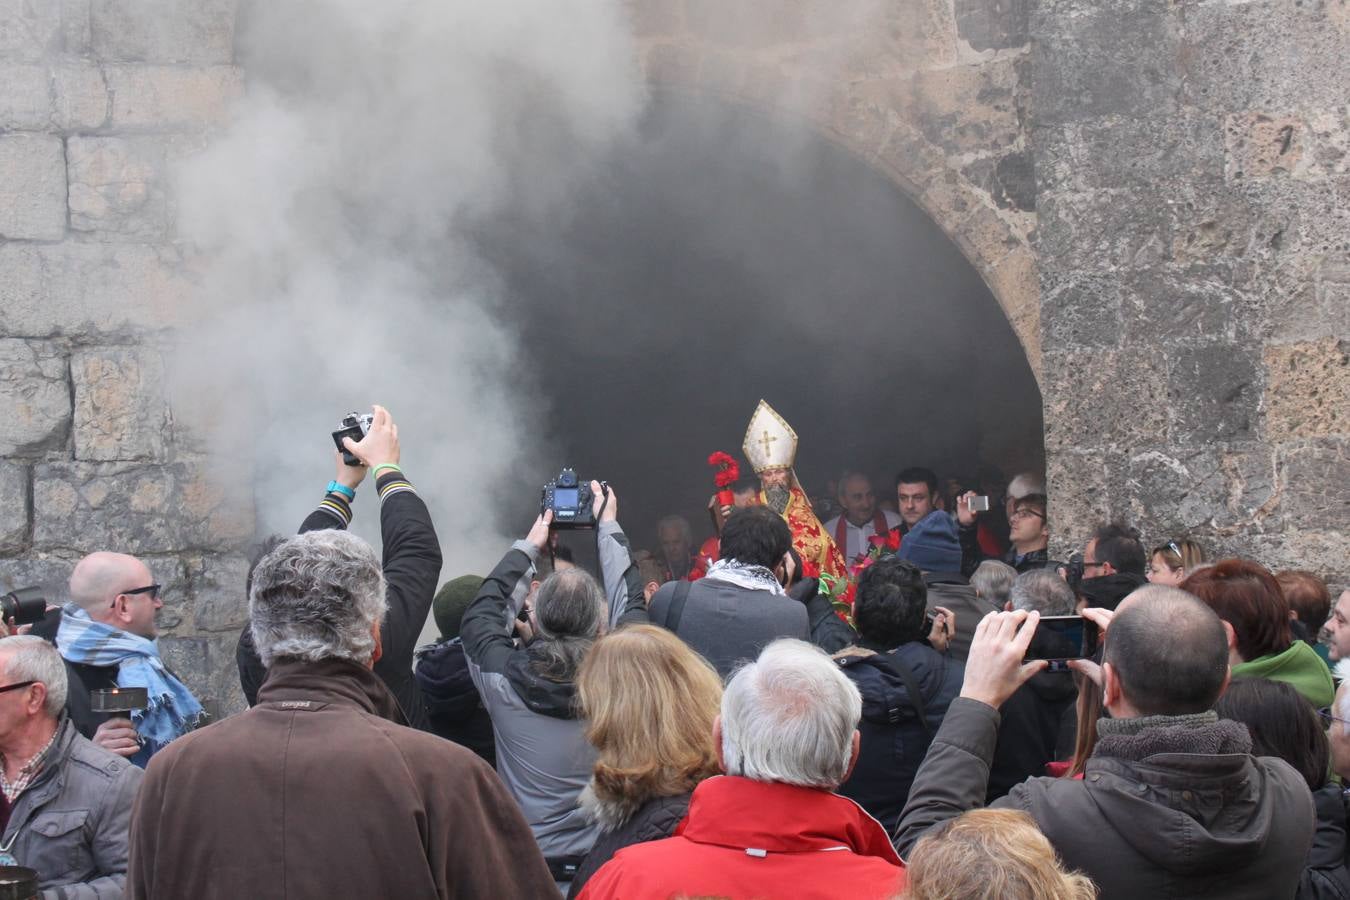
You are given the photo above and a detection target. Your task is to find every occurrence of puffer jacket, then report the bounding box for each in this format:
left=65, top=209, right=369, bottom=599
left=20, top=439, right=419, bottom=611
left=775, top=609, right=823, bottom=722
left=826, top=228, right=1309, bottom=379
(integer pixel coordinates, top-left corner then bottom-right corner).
left=1299, top=784, right=1350, bottom=899
left=413, top=637, right=495, bottom=767
left=1, top=716, right=142, bottom=899
left=568, top=792, right=692, bottom=899
left=835, top=641, right=963, bottom=832
left=897, top=699, right=1315, bottom=900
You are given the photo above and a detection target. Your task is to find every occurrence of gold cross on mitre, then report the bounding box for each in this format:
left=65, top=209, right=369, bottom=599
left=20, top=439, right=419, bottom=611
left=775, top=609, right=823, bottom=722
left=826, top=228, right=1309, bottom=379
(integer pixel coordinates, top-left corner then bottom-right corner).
left=742, top=399, right=799, bottom=474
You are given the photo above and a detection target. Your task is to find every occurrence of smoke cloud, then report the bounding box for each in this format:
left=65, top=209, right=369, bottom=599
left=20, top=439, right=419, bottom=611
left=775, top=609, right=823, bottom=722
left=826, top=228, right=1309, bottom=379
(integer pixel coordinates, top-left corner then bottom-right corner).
left=169, top=1, right=646, bottom=585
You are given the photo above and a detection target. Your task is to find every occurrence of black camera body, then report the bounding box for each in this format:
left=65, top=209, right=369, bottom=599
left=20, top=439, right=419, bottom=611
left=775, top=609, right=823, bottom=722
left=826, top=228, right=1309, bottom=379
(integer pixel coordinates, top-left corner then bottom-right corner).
left=332, top=412, right=373, bottom=467
left=541, top=468, right=596, bottom=530
left=1, top=587, right=47, bottom=627
left=1064, top=553, right=1085, bottom=594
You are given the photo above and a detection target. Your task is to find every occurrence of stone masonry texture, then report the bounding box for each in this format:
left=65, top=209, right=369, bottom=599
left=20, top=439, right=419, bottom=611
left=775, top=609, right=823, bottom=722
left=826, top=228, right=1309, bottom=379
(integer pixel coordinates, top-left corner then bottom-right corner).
left=0, top=0, right=1347, bottom=726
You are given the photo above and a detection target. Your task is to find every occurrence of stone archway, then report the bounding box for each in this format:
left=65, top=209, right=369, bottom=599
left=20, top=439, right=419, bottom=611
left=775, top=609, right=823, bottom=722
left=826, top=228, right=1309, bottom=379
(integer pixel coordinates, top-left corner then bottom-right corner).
left=628, top=0, right=1042, bottom=378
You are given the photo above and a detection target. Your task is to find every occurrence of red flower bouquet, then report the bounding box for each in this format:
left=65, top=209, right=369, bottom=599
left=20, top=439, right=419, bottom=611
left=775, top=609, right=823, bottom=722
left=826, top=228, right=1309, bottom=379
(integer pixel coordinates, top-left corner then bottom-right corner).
left=708, top=451, right=741, bottom=506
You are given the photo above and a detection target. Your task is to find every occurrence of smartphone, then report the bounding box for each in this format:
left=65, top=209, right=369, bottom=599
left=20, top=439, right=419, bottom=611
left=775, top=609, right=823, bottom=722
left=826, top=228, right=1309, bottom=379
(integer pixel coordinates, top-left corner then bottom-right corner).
left=1024, top=615, right=1099, bottom=672
left=969, top=495, right=990, bottom=512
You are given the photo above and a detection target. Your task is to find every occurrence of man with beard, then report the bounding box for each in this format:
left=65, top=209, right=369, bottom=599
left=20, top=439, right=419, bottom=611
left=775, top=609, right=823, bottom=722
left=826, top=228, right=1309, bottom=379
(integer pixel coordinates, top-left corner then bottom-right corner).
left=741, top=400, right=846, bottom=584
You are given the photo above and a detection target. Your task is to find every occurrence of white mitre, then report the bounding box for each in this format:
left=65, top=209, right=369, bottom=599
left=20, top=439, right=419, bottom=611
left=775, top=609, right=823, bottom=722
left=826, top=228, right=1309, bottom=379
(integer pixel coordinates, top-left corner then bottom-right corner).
left=742, top=399, right=798, bottom=474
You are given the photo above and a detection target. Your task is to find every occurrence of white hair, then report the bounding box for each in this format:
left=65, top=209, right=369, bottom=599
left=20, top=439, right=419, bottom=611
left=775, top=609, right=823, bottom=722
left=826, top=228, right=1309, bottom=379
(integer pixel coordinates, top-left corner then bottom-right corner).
left=1010, top=568, right=1076, bottom=616
left=971, top=560, right=1017, bottom=608
left=0, top=635, right=68, bottom=718
left=720, top=639, right=862, bottom=789
left=1007, top=472, right=1046, bottom=500
left=249, top=530, right=388, bottom=667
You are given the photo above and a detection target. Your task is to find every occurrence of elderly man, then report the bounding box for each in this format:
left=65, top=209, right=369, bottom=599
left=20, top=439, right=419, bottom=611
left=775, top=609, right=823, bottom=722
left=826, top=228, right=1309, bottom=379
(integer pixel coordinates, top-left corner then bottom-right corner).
left=56, top=552, right=204, bottom=765
left=823, top=472, right=903, bottom=564
left=126, top=531, right=556, bottom=899
left=0, top=636, right=142, bottom=898
left=578, top=639, right=905, bottom=899
left=896, top=584, right=1315, bottom=900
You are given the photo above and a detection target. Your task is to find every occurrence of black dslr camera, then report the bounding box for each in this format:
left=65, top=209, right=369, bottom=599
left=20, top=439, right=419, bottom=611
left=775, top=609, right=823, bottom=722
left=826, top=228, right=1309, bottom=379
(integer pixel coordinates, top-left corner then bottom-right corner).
left=541, top=468, right=598, bottom=530
left=1064, top=553, right=1086, bottom=594
left=1, top=587, right=48, bottom=627
left=331, top=412, right=373, bottom=467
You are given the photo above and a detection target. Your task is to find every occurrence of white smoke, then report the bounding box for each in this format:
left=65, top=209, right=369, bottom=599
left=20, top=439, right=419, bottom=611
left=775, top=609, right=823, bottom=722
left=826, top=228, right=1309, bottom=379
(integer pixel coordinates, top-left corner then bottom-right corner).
left=168, top=1, right=645, bottom=596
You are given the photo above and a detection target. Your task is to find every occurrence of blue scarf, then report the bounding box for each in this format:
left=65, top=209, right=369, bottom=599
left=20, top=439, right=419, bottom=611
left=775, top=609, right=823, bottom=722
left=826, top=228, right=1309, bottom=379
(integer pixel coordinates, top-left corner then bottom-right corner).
left=56, top=604, right=205, bottom=766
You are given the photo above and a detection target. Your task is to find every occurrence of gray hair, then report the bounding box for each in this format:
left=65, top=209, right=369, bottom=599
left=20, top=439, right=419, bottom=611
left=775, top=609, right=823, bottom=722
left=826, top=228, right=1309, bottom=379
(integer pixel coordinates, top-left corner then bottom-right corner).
left=1007, top=472, right=1046, bottom=500
left=0, top=635, right=68, bottom=717
left=249, top=530, right=388, bottom=667
left=721, top=639, right=862, bottom=789
left=530, top=567, right=607, bottom=682
left=1010, top=568, right=1076, bottom=616
left=971, top=560, right=1017, bottom=608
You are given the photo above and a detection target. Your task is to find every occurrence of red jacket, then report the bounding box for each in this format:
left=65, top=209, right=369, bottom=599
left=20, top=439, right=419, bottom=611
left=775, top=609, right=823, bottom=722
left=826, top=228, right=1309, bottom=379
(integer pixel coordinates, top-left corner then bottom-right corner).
left=577, top=775, right=905, bottom=899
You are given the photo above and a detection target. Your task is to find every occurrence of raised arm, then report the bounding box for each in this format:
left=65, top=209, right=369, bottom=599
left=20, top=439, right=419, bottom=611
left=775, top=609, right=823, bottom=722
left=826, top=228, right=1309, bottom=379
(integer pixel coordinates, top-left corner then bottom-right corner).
left=460, top=515, right=547, bottom=679
left=589, top=481, right=647, bottom=628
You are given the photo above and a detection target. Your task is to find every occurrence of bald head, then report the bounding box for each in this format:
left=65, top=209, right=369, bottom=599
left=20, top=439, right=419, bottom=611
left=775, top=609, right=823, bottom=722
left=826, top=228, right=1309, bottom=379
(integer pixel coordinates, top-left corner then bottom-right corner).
left=69, top=553, right=150, bottom=611
left=1105, top=584, right=1229, bottom=716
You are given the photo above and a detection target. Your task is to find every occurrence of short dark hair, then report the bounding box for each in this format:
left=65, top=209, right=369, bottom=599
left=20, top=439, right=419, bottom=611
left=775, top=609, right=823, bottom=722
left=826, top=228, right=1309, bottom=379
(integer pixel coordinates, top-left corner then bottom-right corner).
left=730, top=478, right=759, bottom=497
left=1182, top=559, right=1291, bottom=662
left=1276, top=570, right=1332, bottom=631
left=1105, top=585, right=1229, bottom=716
left=853, top=557, right=928, bottom=649
left=719, top=506, right=791, bottom=570
left=1013, top=494, right=1048, bottom=528
left=1090, top=523, right=1145, bottom=576
left=1216, top=678, right=1328, bottom=791
left=895, top=467, right=938, bottom=495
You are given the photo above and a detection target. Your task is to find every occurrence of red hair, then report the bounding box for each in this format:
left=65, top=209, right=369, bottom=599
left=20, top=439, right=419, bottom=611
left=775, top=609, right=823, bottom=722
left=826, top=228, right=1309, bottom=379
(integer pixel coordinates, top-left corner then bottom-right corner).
left=1182, top=559, right=1290, bottom=662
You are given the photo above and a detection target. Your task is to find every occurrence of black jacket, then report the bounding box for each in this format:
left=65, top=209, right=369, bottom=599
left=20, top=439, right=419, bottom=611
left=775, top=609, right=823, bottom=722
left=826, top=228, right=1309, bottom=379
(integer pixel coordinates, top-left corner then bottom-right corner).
left=834, top=642, right=964, bottom=832
left=958, top=523, right=1059, bottom=578
left=414, top=638, right=495, bottom=767
left=1300, top=784, right=1350, bottom=899
left=235, top=470, right=442, bottom=731
left=789, top=577, right=859, bottom=654
left=987, top=669, right=1078, bottom=801
left=568, top=793, right=691, bottom=899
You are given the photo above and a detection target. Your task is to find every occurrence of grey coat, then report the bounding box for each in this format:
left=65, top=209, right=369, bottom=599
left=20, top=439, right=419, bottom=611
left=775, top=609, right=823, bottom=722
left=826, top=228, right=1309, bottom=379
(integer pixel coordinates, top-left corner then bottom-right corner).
left=3, top=717, right=142, bottom=900
left=896, top=698, right=1315, bottom=900
left=648, top=574, right=808, bottom=678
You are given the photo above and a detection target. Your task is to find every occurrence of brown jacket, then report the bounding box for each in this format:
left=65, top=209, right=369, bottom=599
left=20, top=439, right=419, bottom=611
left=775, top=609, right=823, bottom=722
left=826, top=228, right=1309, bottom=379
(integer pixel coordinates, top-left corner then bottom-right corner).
left=126, top=658, right=557, bottom=900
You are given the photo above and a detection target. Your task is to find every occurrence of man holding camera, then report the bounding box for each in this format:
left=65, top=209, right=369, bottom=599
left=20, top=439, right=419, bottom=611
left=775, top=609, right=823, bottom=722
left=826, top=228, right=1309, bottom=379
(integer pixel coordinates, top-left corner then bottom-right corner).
left=894, top=586, right=1314, bottom=899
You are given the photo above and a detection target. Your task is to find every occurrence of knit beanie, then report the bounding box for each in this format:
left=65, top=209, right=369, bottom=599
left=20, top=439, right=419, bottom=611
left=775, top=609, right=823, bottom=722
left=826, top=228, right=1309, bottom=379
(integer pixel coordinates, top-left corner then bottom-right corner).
left=898, top=511, right=961, bottom=574
left=433, top=574, right=485, bottom=640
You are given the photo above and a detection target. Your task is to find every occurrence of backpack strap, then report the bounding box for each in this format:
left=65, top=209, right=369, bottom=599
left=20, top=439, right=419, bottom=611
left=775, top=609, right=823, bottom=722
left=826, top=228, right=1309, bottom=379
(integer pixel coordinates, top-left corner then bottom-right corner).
left=660, top=579, right=694, bottom=634
left=869, top=652, right=933, bottom=739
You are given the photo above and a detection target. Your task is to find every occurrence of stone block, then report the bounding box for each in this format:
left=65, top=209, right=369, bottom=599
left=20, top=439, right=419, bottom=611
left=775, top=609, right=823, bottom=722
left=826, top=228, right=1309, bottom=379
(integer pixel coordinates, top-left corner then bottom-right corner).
left=157, top=635, right=213, bottom=713
left=1040, top=274, right=1123, bottom=351
left=0, top=243, right=199, bottom=339
left=1225, top=112, right=1303, bottom=181
left=0, top=135, right=67, bottom=241
left=962, top=151, right=1035, bottom=213
left=1045, top=448, right=1128, bottom=556
left=1041, top=349, right=1169, bottom=453
left=53, top=64, right=111, bottom=131
left=1166, top=345, right=1261, bottom=446
left=0, top=554, right=77, bottom=602
left=1279, top=440, right=1350, bottom=531
left=1264, top=339, right=1349, bottom=439
left=1036, top=189, right=1169, bottom=273
left=1304, top=110, right=1350, bottom=179
left=67, top=136, right=170, bottom=239
left=1125, top=447, right=1275, bottom=533
left=0, top=0, right=63, bottom=62
left=0, top=65, right=53, bottom=130
left=1119, top=269, right=1242, bottom=346
left=1030, top=1, right=1179, bottom=126
left=106, top=65, right=243, bottom=131
left=0, top=340, right=70, bottom=456
left=901, top=57, right=1024, bottom=157
left=0, top=461, right=28, bottom=553
left=72, top=347, right=170, bottom=461
left=91, top=0, right=236, bottom=65
left=185, top=554, right=249, bottom=632
left=1034, top=114, right=1225, bottom=194
left=32, top=461, right=253, bottom=554
left=955, top=0, right=1028, bottom=52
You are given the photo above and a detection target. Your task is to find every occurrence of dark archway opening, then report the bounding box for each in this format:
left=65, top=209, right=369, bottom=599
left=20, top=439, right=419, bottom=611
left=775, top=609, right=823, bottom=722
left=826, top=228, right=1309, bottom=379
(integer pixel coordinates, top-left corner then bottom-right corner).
left=475, top=94, right=1043, bottom=552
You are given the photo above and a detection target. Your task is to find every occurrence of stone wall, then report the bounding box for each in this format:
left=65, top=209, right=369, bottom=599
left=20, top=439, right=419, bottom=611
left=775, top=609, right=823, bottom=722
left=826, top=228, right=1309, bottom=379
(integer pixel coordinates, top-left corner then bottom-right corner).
left=1030, top=0, right=1350, bottom=586
left=0, top=1, right=251, bottom=716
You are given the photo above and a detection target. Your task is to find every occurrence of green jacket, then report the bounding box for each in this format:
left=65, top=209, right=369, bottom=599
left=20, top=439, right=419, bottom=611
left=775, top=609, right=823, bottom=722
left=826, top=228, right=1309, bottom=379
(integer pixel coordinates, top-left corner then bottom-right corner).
left=1233, top=640, right=1335, bottom=708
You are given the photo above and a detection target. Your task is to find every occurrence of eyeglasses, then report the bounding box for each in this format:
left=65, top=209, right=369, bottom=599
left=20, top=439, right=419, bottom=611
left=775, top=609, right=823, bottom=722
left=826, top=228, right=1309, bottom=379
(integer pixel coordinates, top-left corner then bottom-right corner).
left=1318, top=707, right=1350, bottom=728
left=1010, top=509, right=1046, bottom=521
left=1082, top=560, right=1108, bottom=571
left=0, top=680, right=36, bottom=695
left=111, top=584, right=161, bottom=608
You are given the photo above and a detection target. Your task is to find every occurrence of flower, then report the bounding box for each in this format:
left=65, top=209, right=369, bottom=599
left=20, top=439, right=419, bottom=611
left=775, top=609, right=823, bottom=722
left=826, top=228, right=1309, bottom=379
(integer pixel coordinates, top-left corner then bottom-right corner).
left=885, top=529, right=901, bottom=551
left=802, top=560, right=821, bottom=580
left=707, top=451, right=741, bottom=488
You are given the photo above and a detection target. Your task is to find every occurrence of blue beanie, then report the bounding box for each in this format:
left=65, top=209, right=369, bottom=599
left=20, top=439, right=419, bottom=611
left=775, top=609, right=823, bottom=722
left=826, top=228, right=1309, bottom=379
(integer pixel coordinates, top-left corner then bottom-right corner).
left=898, top=511, right=962, bottom=574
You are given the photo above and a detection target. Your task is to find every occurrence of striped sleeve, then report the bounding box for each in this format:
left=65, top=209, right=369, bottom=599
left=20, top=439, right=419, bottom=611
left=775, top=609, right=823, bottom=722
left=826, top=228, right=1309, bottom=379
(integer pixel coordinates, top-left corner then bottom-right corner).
left=316, top=492, right=353, bottom=526
left=376, top=470, right=417, bottom=502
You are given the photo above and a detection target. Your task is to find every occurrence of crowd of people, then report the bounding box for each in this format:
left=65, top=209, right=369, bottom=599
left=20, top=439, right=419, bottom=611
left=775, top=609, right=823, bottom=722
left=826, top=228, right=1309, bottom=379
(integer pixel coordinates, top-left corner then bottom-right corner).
left=0, top=400, right=1346, bottom=900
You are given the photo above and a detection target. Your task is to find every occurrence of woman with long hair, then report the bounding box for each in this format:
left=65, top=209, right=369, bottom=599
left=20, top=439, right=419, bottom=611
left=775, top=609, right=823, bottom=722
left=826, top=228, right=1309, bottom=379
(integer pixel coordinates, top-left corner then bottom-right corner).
left=1146, top=539, right=1206, bottom=586
left=568, top=624, right=724, bottom=898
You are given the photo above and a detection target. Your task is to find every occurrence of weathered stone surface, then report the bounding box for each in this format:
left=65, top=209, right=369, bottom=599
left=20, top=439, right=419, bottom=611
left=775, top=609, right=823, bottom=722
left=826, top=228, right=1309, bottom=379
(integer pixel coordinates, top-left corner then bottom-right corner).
left=91, top=0, right=236, bottom=65
left=1167, top=345, right=1261, bottom=446
left=963, top=151, right=1036, bottom=213
left=72, top=347, right=170, bottom=461
left=0, top=461, right=28, bottom=553
left=1280, top=440, right=1350, bottom=531
left=67, top=136, right=170, bottom=238
left=53, top=64, right=111, bottom=131
left=157, top=635, right=213, bottom=714
left=955, top=0, right=1028, bottom=52
left=0, top=340, right=70, bottom=457
left=1042, top=349, right=1169, bottom=453
left=106, top=65, right=243, bottom=130
left=1046, top=449, right=1128, bottom=558
left=1037, top=189, right=1170, bottom=272
left=1225, top=112, right=1303, bottom=181
left=1119, top=269, right=1244, bottom=346
left=1126, top=447, right=1275, bottom=533
left=1040, top=275, right=1123, bottom=350
left=32, top=461, right=253, bottom=554
left=0, top=64, right=52, bottom=130
left=0, top=554, right=77, bottom=602
left=185, top=554, right=249, bottom=632
left=902, top=57, right=1024, bottom=156
left=0, top=243, right=199, bottom=338
left=1264, top=339, right=1349, bottom=439
left=0, top=135, right=66, bottom=241
left=0, top=0, right=63, bottom=62
left=1034, top=114, right=1226, bottom=194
